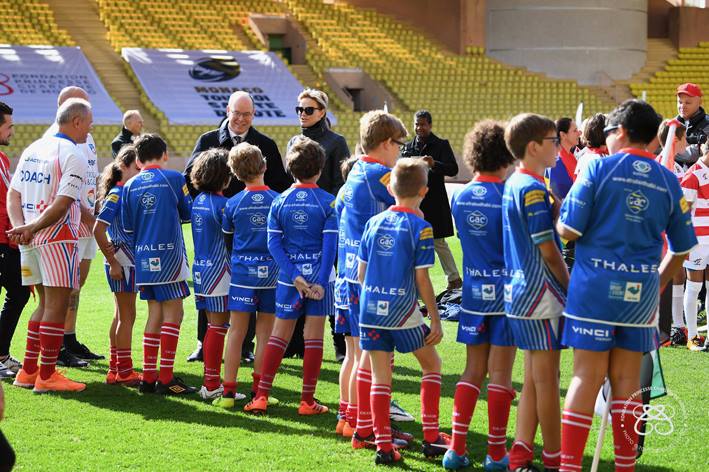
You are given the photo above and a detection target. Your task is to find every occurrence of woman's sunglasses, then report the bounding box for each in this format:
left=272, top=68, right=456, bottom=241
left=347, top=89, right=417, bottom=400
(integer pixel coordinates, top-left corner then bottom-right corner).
left=295, top=106, right=323, bottom=116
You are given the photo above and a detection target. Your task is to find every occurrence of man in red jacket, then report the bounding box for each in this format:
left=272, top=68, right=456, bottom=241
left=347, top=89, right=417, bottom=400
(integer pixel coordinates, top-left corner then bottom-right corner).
left=0, top=101, right=30, bottom=379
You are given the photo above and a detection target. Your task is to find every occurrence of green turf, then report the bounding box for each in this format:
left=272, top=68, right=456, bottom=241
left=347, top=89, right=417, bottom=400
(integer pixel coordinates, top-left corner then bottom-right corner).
left=1, top=235, right=707, bottom=471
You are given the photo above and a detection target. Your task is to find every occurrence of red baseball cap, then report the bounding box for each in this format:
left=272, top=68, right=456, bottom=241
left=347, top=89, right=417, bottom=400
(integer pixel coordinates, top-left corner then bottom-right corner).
left=677, top=83, right=703, bottom=97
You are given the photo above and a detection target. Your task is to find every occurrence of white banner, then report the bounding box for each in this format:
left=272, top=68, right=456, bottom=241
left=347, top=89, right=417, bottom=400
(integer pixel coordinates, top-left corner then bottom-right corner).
left=122, top=48, right=331, bottom=126
left=0, top=45, right=122, bottom=124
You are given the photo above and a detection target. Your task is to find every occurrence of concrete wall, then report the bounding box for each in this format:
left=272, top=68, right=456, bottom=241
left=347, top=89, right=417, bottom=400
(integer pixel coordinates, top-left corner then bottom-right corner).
left=248, top=14, right=307, bottom=64
left=486, top=0, right=647, bottom=85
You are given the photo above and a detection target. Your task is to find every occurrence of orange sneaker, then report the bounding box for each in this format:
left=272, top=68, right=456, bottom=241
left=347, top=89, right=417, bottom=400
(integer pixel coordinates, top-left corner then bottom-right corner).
left=33, top=370, right=86, bottom=393
left=336, top=418, right=346, bottom=435
left=342, top=422, right=355, bottom=438
left=298, top=400, right=329, bottom=416
left=13, top=368, right=38, bottom=389
left=244, top=396, right=268, bottom=414
left=116, top=370, right=141, bottom=387
left=106, top=371, right=117, bottom=385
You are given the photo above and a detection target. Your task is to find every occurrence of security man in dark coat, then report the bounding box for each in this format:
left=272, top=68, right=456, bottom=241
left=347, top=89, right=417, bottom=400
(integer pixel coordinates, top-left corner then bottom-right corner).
left=401, top=110, right=462, bottom=291
left=111, top=110, right=143, bottom=157
left=675, top=83, right=709, bottom=166
left=184, top=91, right=292, bottom=362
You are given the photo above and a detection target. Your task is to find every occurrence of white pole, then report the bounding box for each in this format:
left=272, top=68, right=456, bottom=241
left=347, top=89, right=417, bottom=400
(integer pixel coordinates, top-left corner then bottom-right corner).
left=591, top=386, right=612, bottom=472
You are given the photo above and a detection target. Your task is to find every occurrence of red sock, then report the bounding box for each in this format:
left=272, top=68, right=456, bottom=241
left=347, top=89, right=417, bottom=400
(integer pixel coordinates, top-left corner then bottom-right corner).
left=338, top=399, right=348, bottom=418
left=346, top=403, right=358, bottom=428
left=116, top=348, right=133, bottom=376
left=109, top=346, right=118, bottom=374
left=38, top=322, right=64, bottom=380
left=560, top=409, right=593, bottom=471
left=255, top=336, right=287, bottom=398
left=223, top=381, right=237, bottom=397
left=158, top=322, right=181, bottom=384
left=451, top=381, right=480, bottom=455
left=203, top=323, right=227, bottom=390
left=611, top=398, right=641, bottom=471
left=543, top=449, right=561, bottom=470
left=487, top=384, right=516, bottom=461
left=22, top=320, right=41, bottom=375
left=371, top=383, right=393, bottom=452
left=251, top=372, right=261, bottom=394
left=390, top=353, right=395, bottom=373
left=421, top=372, right=442, bottom=443
left=142, top=332, right=160, bottom=383
left=301, top=338, right=324, bottom=403
left=355, top=368, right=373, bottom=436
left=508, top=440, right=534, bottom=470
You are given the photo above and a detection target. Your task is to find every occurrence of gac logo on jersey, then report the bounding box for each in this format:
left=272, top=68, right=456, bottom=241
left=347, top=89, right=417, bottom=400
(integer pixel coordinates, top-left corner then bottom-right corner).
left=250, top=212, right=266, bottom=226
left=624, top=282, right=642, bottom=302
left=571, top=325, right=612, bottom=339
left=467, top=210, right=488, bottom=230
left=148, top=257, right=161, bottom=272
left=19, top=170, right=50, bottom=184
left=481, top=284, right=496, bottom=301
left=140, top=192, right=157, bottom=209
left=632, top=160, right=652, bottom=174
left=292, top=210, right=308, bottom=225
left=471, top=186, right=487, bottom=197
left=193, top=214, right=203, bottom=227
left=626, top=190, right=648, bottom=214
left=251, top=193, right=264, bottom=202
left=377, top=234, right=395, bottom=251
left=296, top=190, right=308, bottom=200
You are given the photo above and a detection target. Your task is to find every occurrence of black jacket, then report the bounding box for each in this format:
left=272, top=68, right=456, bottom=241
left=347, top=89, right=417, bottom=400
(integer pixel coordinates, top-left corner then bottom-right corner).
left=111, top=127, right=134, bottom=158
left=184, top=121, right=293, bottom=198
left=401, top=133, right=458, bottom=238
left=286, top=119, right=350, bottom=196
left=676, top=107, right=709, bottom=165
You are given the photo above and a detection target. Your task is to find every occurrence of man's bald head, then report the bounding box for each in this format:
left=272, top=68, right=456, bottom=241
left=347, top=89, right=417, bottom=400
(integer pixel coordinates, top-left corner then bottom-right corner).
left=226, top=91, right=255, bottom=136
left=227, top=91, right=254, bottom=112
left=123, top=109, right=144, bottom=135
left=57, top=86, right=89, bottom=106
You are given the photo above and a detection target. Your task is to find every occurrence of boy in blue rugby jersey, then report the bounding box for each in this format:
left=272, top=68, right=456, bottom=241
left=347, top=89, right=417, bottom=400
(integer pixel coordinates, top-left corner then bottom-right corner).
left=357, top=158, right=447, bottom=465
left=502, top=114, right=570, bottom=472
left=121, top=134, right=195, bottom=395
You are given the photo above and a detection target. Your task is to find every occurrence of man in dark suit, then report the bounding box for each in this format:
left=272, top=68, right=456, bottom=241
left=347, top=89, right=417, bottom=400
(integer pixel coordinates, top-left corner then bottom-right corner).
left=401, top=110, right=462, bottom=291
left=184, top=91, right=292, bottom=362
left=111, top=110, right=143, bottom=157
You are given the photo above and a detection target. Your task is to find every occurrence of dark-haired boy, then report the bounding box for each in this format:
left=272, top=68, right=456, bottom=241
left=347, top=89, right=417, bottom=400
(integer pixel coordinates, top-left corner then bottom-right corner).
left=121, top=134, right=194, bottom=395
left=502, top=114, right=569, bottom=472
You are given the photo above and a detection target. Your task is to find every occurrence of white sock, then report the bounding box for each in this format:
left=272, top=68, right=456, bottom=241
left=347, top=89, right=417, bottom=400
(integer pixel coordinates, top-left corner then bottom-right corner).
left=684, top=280, right=701, bottom=339
left=672, top=284, right=685, bottom=328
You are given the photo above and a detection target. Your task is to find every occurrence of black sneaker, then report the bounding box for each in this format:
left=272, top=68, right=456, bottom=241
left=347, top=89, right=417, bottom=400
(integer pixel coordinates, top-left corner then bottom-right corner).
left=66, top=342, right=105, bottom=360
left=139, top=380, right=156, bottom=393
left=669, top=326, right=688, bottom=347
left=156, top=376, right=197, bottom=395
left=508, top=464, right=541, bottom=472
left=241, top=351, right=255, bottom=365
left=421, top=432, right=451, bottom=458
left=186, top=346, right=203, bottom=362
left=56, top=348, right=89, bottom=368
left=375, top=448, right=402, bottom=465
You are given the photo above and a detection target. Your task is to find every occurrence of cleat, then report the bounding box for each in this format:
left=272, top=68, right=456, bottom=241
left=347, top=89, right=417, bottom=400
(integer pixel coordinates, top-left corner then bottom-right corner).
left=391, top=424, right=414, bottom=443
left=250, top=390, right=278, bottom=405
left=0, top=362, right=15, bottom=379
left=422, top=432, right=452, bottom=458
left=241, top=351, right=255, bottom=365
left=375, top=448, right=402, bottom=465
left=342, top=422, right=355, bottom=438
left=198, top=384, right=224, bottom=400
left=156, top=376, right=196, bottom=395
left=336, top=418, right=347, bottom=435
left=105, top=371, right=117, bottom=385
left=186, top=345, right=203, bottom=362
left=352, top=432, right=408, bottom=450
left=33, top=370, right=85, bottom=393
left=13, top=368, right=37, bottom=388
left=669, top=327, right=688, bottom=347
left=509, top=463, right=541, bottom=472
left=139, top=380, right=156, bottom=393
left=688, top=336, right=704, bottom=351
left=66, top=342, right=104, bottom=360
left=390, top=399, right=414, bottom=422
left=57, top=348, right=88, bottom=368
left=213, top=395, right=235, bottom=409
left=0, top=356, right=21, bottom=374
left=483, top=454, right=509, bottom=471
left=116, top=371, right=141, bottom=387
left=298, top=400, right=329, bottom=416
left=244, top=396, right=268, bottom=414
left=443, top=449, right=470, bottom=470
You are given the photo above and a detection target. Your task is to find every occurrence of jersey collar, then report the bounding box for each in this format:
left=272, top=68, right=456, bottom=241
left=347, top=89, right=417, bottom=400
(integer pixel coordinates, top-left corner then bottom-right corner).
left=619, top=147, right=655, bottom=159
left=246, top=185, right=270, bottom=191
left=142, top=164, right=162, bottom=170
left=361, top=155, right=386, bottom=166
left=517, top=167, right=545, bottom=182
left=473, top=174, right=502, bottom=183
left=116, top=182, right=125, bottom=187
left=293, top=183, right=318, bottom=188
left=389, top=205, right=417, bottom=214
left=54, top=132, right=76, bottom=144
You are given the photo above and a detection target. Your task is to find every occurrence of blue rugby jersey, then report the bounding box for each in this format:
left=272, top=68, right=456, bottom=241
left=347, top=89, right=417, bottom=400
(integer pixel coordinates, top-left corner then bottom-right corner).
left=334, top=185, right=349, bottom=308
left=222, top=185, right=279, bottom=288
left=191, top=191, right=230, bottom=296
left=121, top=165, right=191, bottom=285
left=96, top=184, right=134, bottom=266
left=358, top=206, right=434, bottom=329
left=339, top=157, right=395, bottom=283
left=267, top=183, right=338, bottom=287
left=560, top=148, right=697, bottom=327
left=502, top=168, right=566, bottom=319
left=451, top=176, right=506, bottom=315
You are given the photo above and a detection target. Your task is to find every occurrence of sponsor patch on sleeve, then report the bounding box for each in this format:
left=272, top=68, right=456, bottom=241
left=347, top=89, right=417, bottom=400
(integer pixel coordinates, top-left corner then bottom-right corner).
left=419, top=227, right=433, bottom=240
left=107, top=193, right=119, bottom=203
left=379, top=172, right=391, bottom=186
left=680, top=196, right=690, bottom=213
left=524, top=189, right=546, bottom=207
left=182, top=184, right=189, bottom=196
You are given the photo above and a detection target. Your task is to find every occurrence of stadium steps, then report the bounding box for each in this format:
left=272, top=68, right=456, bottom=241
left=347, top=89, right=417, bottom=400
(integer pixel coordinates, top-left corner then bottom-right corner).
left=46, top=0, right=161, bottom=137
left=627, top=39, right=678, bottom=84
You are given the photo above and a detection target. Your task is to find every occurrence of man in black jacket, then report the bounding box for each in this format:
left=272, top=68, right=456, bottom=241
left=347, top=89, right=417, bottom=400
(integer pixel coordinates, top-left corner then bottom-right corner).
left=401, top=110, right=462, bottom=291
left=675, top=83, right=709, bottom=166
left=111, top=110, right=143, bottom=157
left=184, top=91, right=292, bottom=362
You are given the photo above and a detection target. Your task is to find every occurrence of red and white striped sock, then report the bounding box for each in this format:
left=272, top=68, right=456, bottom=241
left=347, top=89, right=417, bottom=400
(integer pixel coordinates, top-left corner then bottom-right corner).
left=158, top=322, right=181, bottom=384
left=223, top=381, right=237, bottom=398
left=421, top=372, right=442, bottom=443
left=116, top=348, right=133, bottom=377
left=142, top=332, right=160, bottom=383
left=203, top=323, right=227, bottom=390
left=487, top=383, right=516, bottom=461
left=251, top=372, right=261, bottom=395
left=372, top=383, right=393, bottom=452
left=543, top=449, right=561, bottom=470
left=560, top=409, right=593, bottom=471
left=38, top=322, right=64, bottom=380
left=301, top=338, right=324, bottom=403
left=611, top=398, right=641, bottom=471
left=109, top=346, right=118, bottom=375
left=22, top=320, right=41, bottom=375
left=346, top=403, right=358, bottom=428
left=451, top=381, right=481, bottom=455
left=255, top=336, right=288, bottom=398
left=338, top=399, right=348, bottom=419
left=355, top=368, right=373, bottom=437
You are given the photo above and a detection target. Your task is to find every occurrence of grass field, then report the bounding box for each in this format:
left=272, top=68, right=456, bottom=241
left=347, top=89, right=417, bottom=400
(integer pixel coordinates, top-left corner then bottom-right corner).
left=1, top=235, right=707, bottom=471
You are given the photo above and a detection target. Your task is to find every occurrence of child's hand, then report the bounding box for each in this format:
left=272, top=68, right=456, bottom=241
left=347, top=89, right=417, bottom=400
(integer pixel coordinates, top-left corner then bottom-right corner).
left=307, top=284, right=325, bottom=301
left=293, top=276, right=312, bottom=299
left=425, top=320, right=443, bottom=345
left=108, top=261, right=123, bottom=281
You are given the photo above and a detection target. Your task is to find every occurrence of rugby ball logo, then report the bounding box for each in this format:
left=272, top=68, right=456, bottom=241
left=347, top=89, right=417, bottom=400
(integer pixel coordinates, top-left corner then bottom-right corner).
left=377, top=234, right=395, bottom=251
left=189, top=56, right=241, bottom=82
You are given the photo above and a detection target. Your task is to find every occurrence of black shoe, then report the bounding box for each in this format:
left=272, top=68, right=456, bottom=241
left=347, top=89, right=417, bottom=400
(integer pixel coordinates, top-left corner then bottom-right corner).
left=421, top=433, right=451, bottom=458
left=375, top=448, right=401, bottom=465
left=186, top=346, right=203, bottom=362
left=66, top=342, right=105, bottom=360
left=508, top=464, right=541, bottom=472
left=669, top=326, right=688, bottom=347
left=335, top=352, right=345, bottom=363
left=156, top=376, right=197, bottom=395
left=241, top=351, right=255, bottom=365
left=56, top=348, right=89, bottom=368
left=139, top=380, right=156, bottom=393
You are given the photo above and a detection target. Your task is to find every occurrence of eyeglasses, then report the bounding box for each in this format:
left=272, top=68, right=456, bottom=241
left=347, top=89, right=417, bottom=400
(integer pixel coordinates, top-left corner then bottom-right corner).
left=295, top=106, right=323, bottom=116
left=603, top=125, right=619, bottom=138
left=230, top=111, right=253, bottom=119
left=542, top=137, right=561, bottom=146
left=391, top=137, right=406, bottom=146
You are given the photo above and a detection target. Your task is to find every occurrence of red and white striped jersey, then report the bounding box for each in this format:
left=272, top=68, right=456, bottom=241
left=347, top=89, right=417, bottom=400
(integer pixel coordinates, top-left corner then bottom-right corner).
left=681, top=159, right=709, bottom=244
left=9, top=133, right=87, bottom=248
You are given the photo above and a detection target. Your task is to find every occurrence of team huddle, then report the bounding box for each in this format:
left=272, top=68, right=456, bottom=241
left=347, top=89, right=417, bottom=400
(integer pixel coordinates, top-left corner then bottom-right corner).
left=4, top=88, right=698, bottom=472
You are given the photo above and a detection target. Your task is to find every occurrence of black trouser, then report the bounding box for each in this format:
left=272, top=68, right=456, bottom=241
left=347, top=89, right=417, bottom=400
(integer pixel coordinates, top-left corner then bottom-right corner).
left=197, top=309, right=255, bottom=356
left=658, top=283, right=672, bottom=342
left=0, top=244, right=30, bottom=357
left=0, top=429, right=15, bottom=472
